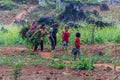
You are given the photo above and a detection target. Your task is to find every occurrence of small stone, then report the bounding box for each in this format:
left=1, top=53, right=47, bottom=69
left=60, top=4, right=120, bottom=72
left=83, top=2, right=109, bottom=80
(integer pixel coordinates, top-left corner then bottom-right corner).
left=103, top=67, right=112, bottom=72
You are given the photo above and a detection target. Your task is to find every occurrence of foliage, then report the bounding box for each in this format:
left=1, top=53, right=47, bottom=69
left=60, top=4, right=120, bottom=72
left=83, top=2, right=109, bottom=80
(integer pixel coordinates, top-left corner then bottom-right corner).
left=1, top=25, right=120, bottom=46
left=0, top=1, right=21, bottom=10
left=70, top=57, right=95, bottom=70
left=49, top=60, right=65, bottom=69
left=0, top=25, right=25, bottom=46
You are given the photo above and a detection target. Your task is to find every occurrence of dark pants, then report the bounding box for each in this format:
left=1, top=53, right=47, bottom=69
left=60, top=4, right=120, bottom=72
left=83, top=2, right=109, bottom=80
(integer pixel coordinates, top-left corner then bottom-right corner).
left=50, top=37, right=57, bottom=50
left=34, top=40, right=44, bottom=51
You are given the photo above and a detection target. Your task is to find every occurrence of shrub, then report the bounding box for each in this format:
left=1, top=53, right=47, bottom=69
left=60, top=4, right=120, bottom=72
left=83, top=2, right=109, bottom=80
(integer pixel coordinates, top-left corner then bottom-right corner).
left=71, top=58, right=95, bottom=70
left=0, top=1, right=21, bottom=10
left=49, top=60, right=65, bottom=69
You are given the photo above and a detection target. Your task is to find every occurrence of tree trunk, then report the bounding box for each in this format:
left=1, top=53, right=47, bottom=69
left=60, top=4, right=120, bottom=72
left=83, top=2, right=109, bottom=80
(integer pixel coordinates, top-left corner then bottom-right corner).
left=91, top=24, right=95, bottom=44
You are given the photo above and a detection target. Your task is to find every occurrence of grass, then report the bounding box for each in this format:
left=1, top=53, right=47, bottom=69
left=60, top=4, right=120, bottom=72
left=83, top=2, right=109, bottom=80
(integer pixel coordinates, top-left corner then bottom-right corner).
left=1, top=24, right=120, bottom=46
left=0, top=53, right=51, bottom=66
left=0, top=0, right=21, bottom=10
left=57, top=25, right=120, bottom=44
left=0, top=25, right=25, bottom=46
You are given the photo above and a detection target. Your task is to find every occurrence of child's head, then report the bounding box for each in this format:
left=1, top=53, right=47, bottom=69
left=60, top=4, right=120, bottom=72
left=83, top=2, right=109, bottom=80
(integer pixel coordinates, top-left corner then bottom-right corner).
left=76, top=32, right=81, bottom=37
left=32, top=21, right=38, bottom=26
left=41, top=24, right=46, bottom=29
left=53, top=24, right=59, bottom=30
left=65, top=26, right=69, bottom=31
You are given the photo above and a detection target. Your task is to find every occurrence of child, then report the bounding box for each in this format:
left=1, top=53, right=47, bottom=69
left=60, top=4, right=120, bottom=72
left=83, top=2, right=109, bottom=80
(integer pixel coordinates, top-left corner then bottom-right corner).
left=26, top=21, right=39, bottom=36
left=49, top=24, right=59, bottom=52
left=31, top=24, right=48, bottom=52
left=72, top=32, right=81, bottom=60
left=62, top=26, right=70, bottom=51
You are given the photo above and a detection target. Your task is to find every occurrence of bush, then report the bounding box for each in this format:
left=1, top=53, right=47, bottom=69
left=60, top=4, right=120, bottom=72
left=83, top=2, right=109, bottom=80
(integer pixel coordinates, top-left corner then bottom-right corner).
left=0, top=1, right=21, bottom=10
left=0, top=25, right=25, bottom=45
left=71, top=58, right=95, bottom=70
left=49, top=60, right=65, bottom=69
left=114, top=35, right=120, bottom=43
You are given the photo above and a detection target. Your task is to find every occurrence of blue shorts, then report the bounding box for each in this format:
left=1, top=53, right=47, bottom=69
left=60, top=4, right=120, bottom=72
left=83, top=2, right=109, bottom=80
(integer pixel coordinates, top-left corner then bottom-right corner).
left=63, top=41, right=68, bottom=46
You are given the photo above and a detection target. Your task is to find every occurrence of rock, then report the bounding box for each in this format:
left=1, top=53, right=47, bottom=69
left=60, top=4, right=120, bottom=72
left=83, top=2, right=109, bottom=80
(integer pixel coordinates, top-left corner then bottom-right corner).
left=103, top=66, right=112, bottom=72
left=37, top=16, right=54, bottom=26
left=58, top=2, right=86, bottom=22
left=99, top=3, right=110, bottom=11
left=92, top=10, right=100, bottom=17
left=87, top=18, right=112, bottom=27
left=67, top=22, right=79, bottom=28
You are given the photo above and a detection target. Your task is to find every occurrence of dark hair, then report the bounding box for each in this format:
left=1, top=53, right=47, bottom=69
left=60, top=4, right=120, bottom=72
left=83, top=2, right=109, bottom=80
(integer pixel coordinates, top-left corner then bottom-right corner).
left=32, top=21, right=38, bottom=26
left=53, top=24, right=59, bottom=27
left=41, top=24, right=46, bottom=29
left=65, top=26, right=69, bottom=29
left=76, top=32, right=81, bottom=37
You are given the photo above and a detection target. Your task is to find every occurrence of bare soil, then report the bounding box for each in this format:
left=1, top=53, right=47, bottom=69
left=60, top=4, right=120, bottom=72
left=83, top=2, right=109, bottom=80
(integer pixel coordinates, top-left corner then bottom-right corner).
left=0, top=43, right=120, bottom=80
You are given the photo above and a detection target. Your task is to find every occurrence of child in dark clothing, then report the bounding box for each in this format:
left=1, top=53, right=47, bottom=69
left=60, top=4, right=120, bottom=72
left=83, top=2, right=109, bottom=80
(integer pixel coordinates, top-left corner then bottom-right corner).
left=49, top=24, right=59, bottom=52
left=31, top=24, right=48, bottom=52
left=72, top=32, right=81, bottom=60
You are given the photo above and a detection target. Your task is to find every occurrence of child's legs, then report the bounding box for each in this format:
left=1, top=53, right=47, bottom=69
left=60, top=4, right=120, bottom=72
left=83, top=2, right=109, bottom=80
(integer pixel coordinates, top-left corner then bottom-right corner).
left=54, top=37, right=57, bottom=46
left=74, top=54, right=77, bottom=60
left=63, top=42, right=68, bottom=51
left=77, top=49, right=80, bottom=58
left=34, top=40, right=39, bottom=51
left=65, top=42, right=68, bottom=51
left=50, top=39, right=55, bottom=50
left=40, top=40, right=44, bottom=51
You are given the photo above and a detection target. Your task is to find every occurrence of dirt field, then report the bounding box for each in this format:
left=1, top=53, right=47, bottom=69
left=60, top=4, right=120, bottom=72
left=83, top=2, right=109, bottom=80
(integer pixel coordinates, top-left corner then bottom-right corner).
left=0, top=43, right=120, bottom=80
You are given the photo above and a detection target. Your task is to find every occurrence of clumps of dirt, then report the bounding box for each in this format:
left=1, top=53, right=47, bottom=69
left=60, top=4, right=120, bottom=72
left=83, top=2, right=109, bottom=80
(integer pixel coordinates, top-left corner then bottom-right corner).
left=81, top=43, right=120, bottom=58
left=18, top=64, right=116, bottom=80
left=0, top=65, right=13, bottom=80
left=37, top=51, right=52, bottom=59
left=0, top=9, right=22, bottom=24
left=0, top=43, right=120, bottom=58
left=0, top=46, right=28, bottom=55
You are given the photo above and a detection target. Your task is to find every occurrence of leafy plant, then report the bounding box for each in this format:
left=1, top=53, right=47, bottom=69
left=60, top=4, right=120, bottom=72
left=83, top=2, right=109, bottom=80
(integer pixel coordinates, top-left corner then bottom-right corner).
left=49, top=60, right=65, bottom=69
left=14, top=61, right=25, bottom=80
left=71, top=58, right=95, bottom=70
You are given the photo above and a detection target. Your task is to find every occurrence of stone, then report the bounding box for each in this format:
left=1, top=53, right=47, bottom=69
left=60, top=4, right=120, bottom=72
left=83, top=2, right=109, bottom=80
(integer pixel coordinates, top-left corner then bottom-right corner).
left=38, top=16, right=54, bottom=26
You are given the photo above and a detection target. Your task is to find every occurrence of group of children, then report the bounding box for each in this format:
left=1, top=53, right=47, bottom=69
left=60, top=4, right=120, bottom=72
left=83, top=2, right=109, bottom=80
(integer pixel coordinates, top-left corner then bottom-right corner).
left=26, top=21, right=81, bottom=60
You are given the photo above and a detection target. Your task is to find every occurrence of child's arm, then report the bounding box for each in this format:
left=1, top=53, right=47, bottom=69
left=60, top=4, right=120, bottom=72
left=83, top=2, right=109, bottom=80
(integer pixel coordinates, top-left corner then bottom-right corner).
left=31, top=29, right=41, bottom=38
left=62, top=31, right=64, bottom=38
left=50, top=33, right=54, bottom=41
left=68, top=31, right=71, bottom=37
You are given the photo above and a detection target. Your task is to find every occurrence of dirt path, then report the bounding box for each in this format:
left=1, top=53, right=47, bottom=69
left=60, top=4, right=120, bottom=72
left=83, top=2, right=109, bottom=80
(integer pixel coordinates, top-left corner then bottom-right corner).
left=37, top=51, right=52, bottom=59
left=0, top=42, right=120, bottom=58
left=10, top=5, right=37, bottom=25
left=0, top=43, right=120, bottom=80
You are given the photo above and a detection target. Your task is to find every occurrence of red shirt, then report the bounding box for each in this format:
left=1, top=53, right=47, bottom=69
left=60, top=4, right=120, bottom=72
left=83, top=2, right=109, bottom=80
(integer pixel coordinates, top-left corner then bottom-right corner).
left=62, top=31, right=70, bottom=43
left=75, top=37, right=80, bottom=48
left=29, top=25, right=37, bottom=30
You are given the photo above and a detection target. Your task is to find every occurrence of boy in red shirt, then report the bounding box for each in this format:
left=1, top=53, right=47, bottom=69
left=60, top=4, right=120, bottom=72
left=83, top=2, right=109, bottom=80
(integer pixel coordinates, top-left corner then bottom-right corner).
left=72, top=32, right=81, bottom=60
left=62, top=26, right=70, bottom=51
